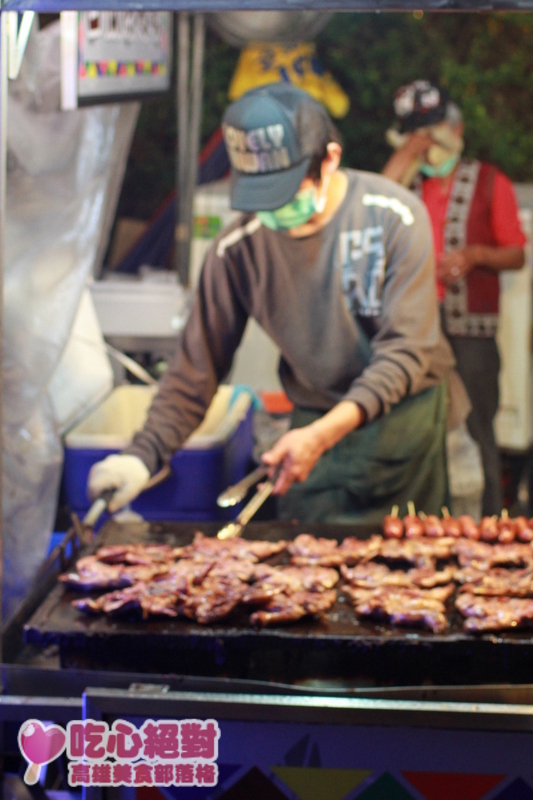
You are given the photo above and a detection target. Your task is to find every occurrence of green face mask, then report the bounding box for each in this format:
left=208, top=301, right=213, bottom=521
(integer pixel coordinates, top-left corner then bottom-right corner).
left=256, top=187, right=318, bottom=231
left=420, top=154, right=460, bottom=178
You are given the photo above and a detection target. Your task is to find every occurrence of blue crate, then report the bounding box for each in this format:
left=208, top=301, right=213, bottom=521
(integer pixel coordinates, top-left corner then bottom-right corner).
left=62, top=386, right=254, bottom=522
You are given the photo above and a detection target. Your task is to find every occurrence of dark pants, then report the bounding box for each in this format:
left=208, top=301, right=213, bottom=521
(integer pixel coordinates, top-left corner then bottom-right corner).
left=278, top=384, right=448, bottom=526
left=448, top=336, right=502, bottom=516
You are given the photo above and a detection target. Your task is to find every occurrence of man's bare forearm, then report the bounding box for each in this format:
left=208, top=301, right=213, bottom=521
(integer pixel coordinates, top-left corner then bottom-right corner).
left=468, top=244, right=524, bottom=272
left=307, top=400, right=366, bottom=454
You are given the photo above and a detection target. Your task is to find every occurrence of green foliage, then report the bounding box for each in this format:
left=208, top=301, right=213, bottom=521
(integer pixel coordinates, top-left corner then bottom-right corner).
left=117, top=12, right=533, bottom=221
left=317, top=12, right=533, bottom=179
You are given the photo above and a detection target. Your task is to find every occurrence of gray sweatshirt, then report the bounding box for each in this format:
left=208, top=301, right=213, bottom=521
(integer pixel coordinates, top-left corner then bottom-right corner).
left=126, top=169, right=458, bottom=473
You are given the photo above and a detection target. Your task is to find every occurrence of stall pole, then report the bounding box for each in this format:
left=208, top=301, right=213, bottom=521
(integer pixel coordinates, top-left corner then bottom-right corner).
left=184, top=13, right=204, bottom=275
left=175, top=11, right=205, bottom=287
left=176, top=11, right=189, bottom=285
left=0, top=10, right=7, bottom=673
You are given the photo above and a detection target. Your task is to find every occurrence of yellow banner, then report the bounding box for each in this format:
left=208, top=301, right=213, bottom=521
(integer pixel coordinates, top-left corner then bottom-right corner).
left=229, top=42, right=350, bottom=119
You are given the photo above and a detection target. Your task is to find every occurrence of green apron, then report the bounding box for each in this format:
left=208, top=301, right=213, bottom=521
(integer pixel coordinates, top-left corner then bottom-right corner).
left=277, top=383, right=448, bottom=526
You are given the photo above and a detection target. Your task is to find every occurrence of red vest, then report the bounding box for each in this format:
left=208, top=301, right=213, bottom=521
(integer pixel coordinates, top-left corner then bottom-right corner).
left=447, top=161, right=499, bottom=335
left=417, top=160, right=499, bottom=337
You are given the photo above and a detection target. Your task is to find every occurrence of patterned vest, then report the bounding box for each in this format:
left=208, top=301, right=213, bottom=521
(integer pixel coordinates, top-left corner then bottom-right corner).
left=414, top=159, right=498, bottom=337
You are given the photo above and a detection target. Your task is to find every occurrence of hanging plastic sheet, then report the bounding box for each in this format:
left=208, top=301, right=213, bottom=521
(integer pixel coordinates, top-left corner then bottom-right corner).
left=3, top=20, right=139, bottom=618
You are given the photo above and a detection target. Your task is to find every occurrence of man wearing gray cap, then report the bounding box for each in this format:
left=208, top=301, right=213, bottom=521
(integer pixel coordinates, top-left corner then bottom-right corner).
left=88, top=82, right=466, bottom=524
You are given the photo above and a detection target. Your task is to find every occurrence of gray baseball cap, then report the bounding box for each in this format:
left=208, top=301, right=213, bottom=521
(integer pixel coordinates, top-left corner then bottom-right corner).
left=222, top=82, right=340, bottom=212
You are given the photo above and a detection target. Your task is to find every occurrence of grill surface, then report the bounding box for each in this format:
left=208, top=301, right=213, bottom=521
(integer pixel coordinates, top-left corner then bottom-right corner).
left=23, top=520, right=533, bottom=685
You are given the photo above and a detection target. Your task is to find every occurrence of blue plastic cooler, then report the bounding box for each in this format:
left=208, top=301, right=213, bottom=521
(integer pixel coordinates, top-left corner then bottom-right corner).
left=62, top=385, right=254, bottom=521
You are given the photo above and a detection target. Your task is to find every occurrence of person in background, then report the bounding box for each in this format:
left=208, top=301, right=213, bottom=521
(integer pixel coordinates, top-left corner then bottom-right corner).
left=88, top=82, right=466, bottom=525
left=382, top=79, right=527, bottom=516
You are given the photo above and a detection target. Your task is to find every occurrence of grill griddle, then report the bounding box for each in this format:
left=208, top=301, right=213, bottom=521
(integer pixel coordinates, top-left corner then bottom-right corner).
left=23, top=520, right=533, bottom=686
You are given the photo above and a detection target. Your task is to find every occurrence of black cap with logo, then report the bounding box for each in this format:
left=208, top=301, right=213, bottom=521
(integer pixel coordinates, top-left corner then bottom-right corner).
left=393, top=80, right=449, bottom=133
left=222, top=82, right=340, bottom=212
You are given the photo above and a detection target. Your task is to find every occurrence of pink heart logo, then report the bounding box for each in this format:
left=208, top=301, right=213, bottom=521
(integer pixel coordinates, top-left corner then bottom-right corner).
left=18, top=720, right=66, bottom=766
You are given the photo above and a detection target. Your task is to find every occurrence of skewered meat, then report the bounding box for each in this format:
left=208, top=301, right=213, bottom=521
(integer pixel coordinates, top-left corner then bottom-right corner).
left=515, top=517, right=533, bottom=543
left=350, top=587, right=448, bottom=633
left=479, top=516, right=499, bottom=543
left=457, top=515, right=480, bottom=540
left=456, top=592, right=533, bottom=632
left=383, top=513, right=403, bottom=539
left=497, top=514, right=516, bottom=544
left=403, top=514, right=424, bottom=538
left=424, top=514, right=445, bottom=538
left=441, top=516, right=461, bottom=537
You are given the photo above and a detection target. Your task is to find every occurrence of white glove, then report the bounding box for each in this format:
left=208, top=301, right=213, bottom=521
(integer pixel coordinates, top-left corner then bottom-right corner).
left=88, top=454, right=150, bottom=513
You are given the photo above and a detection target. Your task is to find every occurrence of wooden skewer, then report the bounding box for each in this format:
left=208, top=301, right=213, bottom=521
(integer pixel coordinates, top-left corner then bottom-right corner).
left=391, top=505, right=399, bottom=518
left=418, top=511, right=427, bottom=520
left=501, top=508, right=509, bottom=520
left=441, top=506, right=450, bottom=519
left=407, top=501, right=416, bottom=517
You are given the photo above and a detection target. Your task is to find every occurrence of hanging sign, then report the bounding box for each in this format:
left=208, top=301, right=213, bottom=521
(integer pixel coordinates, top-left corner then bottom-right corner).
left=60, top=11, right=172, bottom=110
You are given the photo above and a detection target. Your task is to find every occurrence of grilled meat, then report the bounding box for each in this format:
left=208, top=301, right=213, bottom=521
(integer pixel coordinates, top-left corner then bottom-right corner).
left=242, top=565, right=339, bottom=605
left=176, top=532, right=287, bottom=562
left=456, top=592, right=533, bottom=632
left=350, top=587, right=448, bottom=633
left=73, top=579, right=183, bottom=618
left=95, top=543, right=174, bottom=565
left=181, top=577, right=248, bottom=624
left=287, top=533, right=344, bottom=566
left=453, top=540, right=533, bottom=571
left=340, top=562, right=455, bottom=590
left=458, top=568, right=533, bottom=598
left=378, top=537, right=455, bottom=568
left=250, top=589, right=337, bottom=627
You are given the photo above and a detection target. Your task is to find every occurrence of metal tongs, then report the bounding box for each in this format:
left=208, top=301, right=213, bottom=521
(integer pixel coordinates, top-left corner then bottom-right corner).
left=216, top=464, right=281, bottom=540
